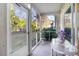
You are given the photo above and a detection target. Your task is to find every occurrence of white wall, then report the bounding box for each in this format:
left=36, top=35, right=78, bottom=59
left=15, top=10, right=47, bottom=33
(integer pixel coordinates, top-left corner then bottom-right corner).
left=0, top=4, right=7, bottom=56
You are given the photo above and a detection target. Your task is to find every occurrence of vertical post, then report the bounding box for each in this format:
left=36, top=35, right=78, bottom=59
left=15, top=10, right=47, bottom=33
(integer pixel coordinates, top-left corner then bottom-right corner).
left=55, top=15, right=58, bottom=32
left=49, top=31, right=50, bottom=41
left=71, top=3, right=75, bottom=45
left=27, top=4, right=32, bottom=55
left=74, top=4, right=77, bottom=47
left=38, top=14, right=41, bottom=42
left=36, top=18, right=38, bottom=44
left=36, top=32, right=38, bottom=44
left=40, top=15, right=42, bottom=41
left=55, top=16, right=56, bottom=30
left=7, top=3, right=12, bottom=56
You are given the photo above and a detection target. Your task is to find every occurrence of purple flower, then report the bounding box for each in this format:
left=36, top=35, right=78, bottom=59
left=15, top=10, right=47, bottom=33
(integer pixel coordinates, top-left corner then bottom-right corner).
left=58, top=30, right=65, bottom=43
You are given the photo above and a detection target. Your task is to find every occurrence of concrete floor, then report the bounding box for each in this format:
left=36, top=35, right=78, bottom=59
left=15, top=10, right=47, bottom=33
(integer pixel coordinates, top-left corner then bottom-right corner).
left=32, top=41, right=52, bottom=56
left=32, top=40, right=76, bottom=56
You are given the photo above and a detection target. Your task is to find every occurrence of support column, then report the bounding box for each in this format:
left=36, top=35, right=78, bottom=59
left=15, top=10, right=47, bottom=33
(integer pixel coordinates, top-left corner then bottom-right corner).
left=39, top=15, right=42, bottom=41
left=74, top=4, right=77, bottom=47
left=27, top=4, right=32, bottom=55
left=71, top=3, right=75, bottom=45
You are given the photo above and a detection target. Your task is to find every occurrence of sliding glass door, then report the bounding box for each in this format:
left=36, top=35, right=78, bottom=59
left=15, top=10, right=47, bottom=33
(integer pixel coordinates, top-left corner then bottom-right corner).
left=64, top=6, right=72, bottom=43
left=31, top=7, right=40, bottom=49
left=9, top=4, right=28, bottom=55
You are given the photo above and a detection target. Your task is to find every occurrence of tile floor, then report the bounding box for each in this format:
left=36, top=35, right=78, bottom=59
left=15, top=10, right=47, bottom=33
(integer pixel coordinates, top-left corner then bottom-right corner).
left=32, top=41, right=52, bottom=56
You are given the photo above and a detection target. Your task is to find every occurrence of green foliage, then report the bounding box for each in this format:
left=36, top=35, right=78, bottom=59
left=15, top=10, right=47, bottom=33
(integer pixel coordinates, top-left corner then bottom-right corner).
left=42, top=28, right=58, bottom=41
left=10, top=7, right=26, bottom=32
left=31, top=21, right=39, bottom=32
left=10, top=9, right=20, bottom=32
left=19, top=19, right=26, bottom=32
left=31, top=21, right=37, bottom=32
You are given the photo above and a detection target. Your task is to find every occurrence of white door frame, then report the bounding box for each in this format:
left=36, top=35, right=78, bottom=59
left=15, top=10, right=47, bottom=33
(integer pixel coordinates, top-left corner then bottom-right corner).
left=7, top=3, right=31, bottom=56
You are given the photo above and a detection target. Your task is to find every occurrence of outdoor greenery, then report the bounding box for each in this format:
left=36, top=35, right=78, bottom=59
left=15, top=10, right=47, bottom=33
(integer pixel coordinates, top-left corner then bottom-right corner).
left=31, top=21, right=37, bottom=32
left=42, top=28, right=58, bottom=41
left=10, top=5, right=26, bottom=32
left=10, top=4, right=40, bottom=32
left=31, top=20, right=40, bottom=32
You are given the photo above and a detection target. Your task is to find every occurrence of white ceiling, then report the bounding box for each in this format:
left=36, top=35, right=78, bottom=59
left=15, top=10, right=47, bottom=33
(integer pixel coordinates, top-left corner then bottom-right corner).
left=32, top=3, right=64, bottom=14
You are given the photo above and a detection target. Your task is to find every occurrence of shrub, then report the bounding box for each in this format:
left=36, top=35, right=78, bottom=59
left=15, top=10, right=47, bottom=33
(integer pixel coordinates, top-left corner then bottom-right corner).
left=42, top=28, right=58, bottom=41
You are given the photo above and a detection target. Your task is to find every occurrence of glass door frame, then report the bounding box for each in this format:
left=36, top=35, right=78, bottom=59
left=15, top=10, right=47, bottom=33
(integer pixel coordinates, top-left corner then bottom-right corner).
left=30, top=5, right=41, bottom=51
left=7, top=3, right=30, bottom=56
left=63, top=3, right=76, bottom=45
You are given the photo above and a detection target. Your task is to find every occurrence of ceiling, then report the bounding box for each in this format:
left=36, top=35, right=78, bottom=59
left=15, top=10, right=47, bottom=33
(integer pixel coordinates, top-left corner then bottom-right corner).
left=32, top=3, right=64, bottom=15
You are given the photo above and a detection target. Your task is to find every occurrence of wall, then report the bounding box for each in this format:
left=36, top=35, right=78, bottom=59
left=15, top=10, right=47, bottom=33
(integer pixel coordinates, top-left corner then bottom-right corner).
left=0, top=4, right=7, bottom=56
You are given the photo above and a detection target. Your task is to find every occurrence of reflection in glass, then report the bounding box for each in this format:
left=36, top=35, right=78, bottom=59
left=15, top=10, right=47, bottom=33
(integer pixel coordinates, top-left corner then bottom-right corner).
left=10, top=4, right=28, bottom=53
left=31, top=7, right=40, bottom=48
left=64, top=6, right=72, bottom=43
left=31, top=8, right=37, bottom=47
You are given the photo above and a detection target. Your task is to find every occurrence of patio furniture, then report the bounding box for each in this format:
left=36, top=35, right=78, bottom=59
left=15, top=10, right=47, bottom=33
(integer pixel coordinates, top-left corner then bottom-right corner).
left=51, top=38, right=76, bottom=56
